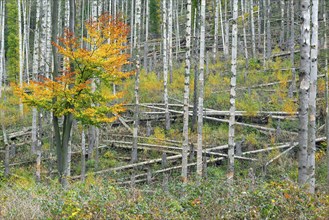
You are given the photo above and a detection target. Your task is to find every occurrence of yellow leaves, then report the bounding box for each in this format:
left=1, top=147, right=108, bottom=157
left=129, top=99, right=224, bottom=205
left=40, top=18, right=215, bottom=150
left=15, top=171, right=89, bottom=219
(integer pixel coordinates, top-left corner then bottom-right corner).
left=15, top=13, right=131, bottom=126
left=315, top=149, right=326, bottom=162
left=284, top=193, right=292, bottom=200
left=282, top=100, right=297, bottom=115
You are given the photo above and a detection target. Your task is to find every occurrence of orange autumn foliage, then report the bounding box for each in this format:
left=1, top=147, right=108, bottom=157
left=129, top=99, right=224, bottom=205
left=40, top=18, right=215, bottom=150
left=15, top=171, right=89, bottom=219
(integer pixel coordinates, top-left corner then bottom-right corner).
left=14, top=14, right=133, bottom=125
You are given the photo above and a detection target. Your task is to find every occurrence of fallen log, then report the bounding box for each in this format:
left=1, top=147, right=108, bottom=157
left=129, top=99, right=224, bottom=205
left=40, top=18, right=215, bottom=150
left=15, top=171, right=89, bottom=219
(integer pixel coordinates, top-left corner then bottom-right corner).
left=70, top=154, right=183, bottom=180
left=117, top=156, right=225, bottom=185
left=140, top=104, right=298, bottom=135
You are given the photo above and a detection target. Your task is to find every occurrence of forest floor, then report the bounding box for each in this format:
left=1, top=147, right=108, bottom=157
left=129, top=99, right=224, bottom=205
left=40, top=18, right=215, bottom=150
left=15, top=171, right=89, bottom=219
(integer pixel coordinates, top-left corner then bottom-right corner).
left=0, top=155, right=328, bottom=219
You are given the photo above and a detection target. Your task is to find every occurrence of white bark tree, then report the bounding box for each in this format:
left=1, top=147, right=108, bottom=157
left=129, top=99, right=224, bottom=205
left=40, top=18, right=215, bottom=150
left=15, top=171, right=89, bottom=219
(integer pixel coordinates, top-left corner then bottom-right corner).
left=182, top=0, right=192, bottom=182
left=298, top=0, right=311, bottom=187
left=228, top=0, right=238, bottom=183
left=168, top=0, right=173, bottom=83
left=308, top=0, right=318, bottom=194
left=0, top=0, right=5, bottom=98
left=213, top=0, right=219, bottom=60
left=132, top=0, right=141, bottom=164
left=162, top=0, right=170, bottom=131
left=197, top=0, right=206, bottom=177
left=250, top=0, right=256, bottom=57
left=18, top=0, right=24, bottom=115
left=324, top=0, right=329, bottom=186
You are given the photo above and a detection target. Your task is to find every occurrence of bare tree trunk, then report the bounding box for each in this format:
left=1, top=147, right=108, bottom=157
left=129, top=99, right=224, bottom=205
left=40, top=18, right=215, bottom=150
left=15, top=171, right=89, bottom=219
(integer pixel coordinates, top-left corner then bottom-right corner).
left=162, top=0, right=170, bottom=131
left=132, top=0, right=141, bottom=164
left=175, top=0, right=180, bottom=60
left=308, top=0, right=318, bottom=194
left=81, top=128, right=86, bottom=181
left=265, top=0, right=271, bottom=59
left=213, top=0, right=219, bottom=60
left=197, top=0, right=206, bottom=178
left=130, top=0, right=134, bottom=55
left=168, top=0, right=173, bottom=83
left=192, top=10, right=199, bottom=132
left=289, top=0, right=296, bottom=98
left=143, top=0, right=149, bottom=73
left=257, top=0, right=261, bottom=52
left=0, top=0, right=4, bottom=98
left=241, top=0, right=248, bottom=68
left=279, top=0, right=285, bottom=49
left=324, top=0, right=329, bottom=187
left=228, top=0, right=238, bottom=184
left=298, top=0, right=311, bottom=187
left=162, top=153, right=169, bottom=192
left=219, top=0, right=226, bottom=58
left=223, top=0, right=229, bottom=57
left=250, top=0, right=256, bottom=57
left=2, top=123, right=9, bottom=177
left=182, top=0, right=192, bottom=182
left=36, top=112, right=42, bottom=182
left=18, top=0, right=24, bottom=116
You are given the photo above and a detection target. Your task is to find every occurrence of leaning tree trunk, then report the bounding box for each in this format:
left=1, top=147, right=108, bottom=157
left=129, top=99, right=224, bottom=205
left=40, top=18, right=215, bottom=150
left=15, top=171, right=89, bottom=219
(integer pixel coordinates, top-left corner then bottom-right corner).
left=298, top=0, right=311, bottom=188
left=181, top=0, right=192, bottom=182
left=228, top=0, right=238, bottom=184
left=197, top=0, right=206, bottom=178
left=308, top=0, right=318, bottom=194
left=219, top=0, right=225, bottom=59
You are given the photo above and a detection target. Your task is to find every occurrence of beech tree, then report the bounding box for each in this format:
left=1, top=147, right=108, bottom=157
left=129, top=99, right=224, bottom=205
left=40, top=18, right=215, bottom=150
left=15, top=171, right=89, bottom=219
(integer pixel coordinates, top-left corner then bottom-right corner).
left=14, top=13, right=132, bottom=186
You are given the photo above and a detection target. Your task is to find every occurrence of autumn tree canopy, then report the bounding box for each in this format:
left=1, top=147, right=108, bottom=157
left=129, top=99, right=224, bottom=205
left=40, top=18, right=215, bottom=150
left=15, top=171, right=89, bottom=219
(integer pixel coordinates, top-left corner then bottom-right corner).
left=14, top=14, right=133, bottom=125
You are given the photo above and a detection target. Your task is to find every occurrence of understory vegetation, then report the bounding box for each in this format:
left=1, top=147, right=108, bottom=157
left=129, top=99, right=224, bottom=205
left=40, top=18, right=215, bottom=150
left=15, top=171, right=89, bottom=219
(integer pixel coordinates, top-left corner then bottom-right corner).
left=1, top=157, right=328, bottom=219
left=1, top=54, right=329, bottom=219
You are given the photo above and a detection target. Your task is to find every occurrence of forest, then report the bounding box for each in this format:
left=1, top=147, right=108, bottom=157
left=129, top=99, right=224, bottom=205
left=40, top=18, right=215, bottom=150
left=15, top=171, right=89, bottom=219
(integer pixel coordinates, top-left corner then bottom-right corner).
left=0, top=0, right=329, bottom=219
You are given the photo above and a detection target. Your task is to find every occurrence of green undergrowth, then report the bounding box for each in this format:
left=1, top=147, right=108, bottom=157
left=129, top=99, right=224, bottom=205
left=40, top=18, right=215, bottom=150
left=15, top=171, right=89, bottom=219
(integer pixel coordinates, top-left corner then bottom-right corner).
left=1, top=156, right=328, bottom=220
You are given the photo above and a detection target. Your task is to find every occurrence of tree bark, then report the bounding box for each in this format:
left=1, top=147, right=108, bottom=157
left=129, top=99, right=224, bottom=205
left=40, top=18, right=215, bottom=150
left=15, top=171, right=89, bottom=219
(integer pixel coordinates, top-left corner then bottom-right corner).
left=197, top=0, right=206, bottom=178
left=228, top=0, right=238, bottom=184
left=81, top=128, right=86, bottom=181
left=162, top=0, right=170, bottom=131
left=266, top=0, right=271, bottom=59
left=250, top=0, right=256, bottom=57
left=289, top=0, right=296, bottom=98
left=323, top=0, right=329, bottom=187
left=298, top=0, right=311, bottom=187
left=279, top=0, right=285, bottom=49
left=132, top=0, right=141, bottom=164
left=18, top=0, right=24, bottom=116
left=168, top=0, right=173, bottom=83
left=182, top=0, right=192, bottom=182
left=308, top=0, right=318, bottom=194
left=213, top=0, right=219, bottom=60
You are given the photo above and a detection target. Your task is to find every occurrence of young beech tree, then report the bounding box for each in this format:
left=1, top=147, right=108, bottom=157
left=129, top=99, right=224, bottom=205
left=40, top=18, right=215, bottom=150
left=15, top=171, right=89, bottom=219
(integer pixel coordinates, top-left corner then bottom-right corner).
left=14, top=14, right=132, bottom=185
